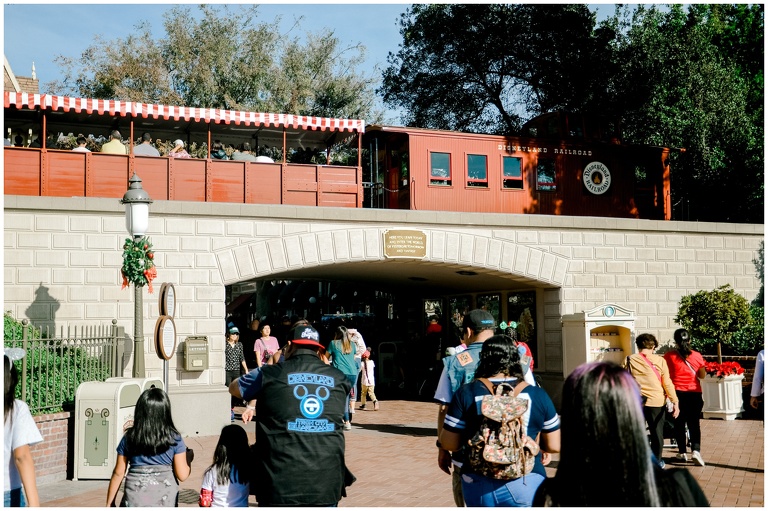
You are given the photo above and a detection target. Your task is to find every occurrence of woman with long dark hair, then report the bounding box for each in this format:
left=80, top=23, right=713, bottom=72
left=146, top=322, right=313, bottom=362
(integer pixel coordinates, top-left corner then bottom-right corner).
left=533, top=362, right=708, bottom=506
left=664, top=328, right=707, bottom=466
left=4, top=350, right=43, bottom=507
left=439, top=335, right=560, bottom=507
left=326, top=325, right=358, bottom=431
left=106, top=387, right=192, bottom=507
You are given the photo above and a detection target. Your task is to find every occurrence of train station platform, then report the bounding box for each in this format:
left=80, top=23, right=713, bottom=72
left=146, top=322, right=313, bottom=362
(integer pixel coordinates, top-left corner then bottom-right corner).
left=38, top=400, right=763, bottom=507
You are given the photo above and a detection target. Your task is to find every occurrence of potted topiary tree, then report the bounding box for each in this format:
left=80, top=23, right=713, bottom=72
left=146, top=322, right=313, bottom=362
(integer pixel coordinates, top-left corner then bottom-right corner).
left=675, top=285, right=751, bottom=420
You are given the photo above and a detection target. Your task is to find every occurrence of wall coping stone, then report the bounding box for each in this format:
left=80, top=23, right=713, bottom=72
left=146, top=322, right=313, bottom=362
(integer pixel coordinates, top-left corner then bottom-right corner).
left=5, top=195, right=763, bottom=234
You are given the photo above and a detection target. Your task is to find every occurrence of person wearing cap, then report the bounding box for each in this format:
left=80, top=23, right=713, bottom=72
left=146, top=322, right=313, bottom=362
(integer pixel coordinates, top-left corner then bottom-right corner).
left=229, top=325, right=353, bottom=506
left=225, top=324, right=248, bottom=419
left=4, top=348, right=43, bottom=507
left=100, top=130, right=127, bottom=154
left=169, top=139, right=191, bottom=158
left=433, top=309, right=496, bottom=507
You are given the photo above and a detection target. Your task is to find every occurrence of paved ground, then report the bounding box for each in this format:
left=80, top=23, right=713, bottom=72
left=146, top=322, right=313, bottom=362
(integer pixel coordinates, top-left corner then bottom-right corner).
left=39, top=399, right=763, bottom=507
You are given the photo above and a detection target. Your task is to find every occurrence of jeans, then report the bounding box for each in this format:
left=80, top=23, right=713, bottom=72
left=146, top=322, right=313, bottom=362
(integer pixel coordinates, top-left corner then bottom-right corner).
left=461, top=471, right=545, bottom=507
left=343, top=374, right=357, bottom=422
left=4, top=488, right=26, bottom=507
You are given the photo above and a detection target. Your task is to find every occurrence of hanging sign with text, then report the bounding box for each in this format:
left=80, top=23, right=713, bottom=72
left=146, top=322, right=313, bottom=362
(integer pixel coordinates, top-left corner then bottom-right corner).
left=383, top=229, right=427, bottom=259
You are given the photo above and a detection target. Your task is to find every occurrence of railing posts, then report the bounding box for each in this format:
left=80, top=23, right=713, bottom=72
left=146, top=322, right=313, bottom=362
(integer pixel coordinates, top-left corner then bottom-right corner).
left=111, top=319, right=123, bottom=377
left=20, top=319, right=29, bottom=403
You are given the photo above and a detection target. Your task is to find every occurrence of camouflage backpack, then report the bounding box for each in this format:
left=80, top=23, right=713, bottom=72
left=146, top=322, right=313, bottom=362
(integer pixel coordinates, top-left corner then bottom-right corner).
left=466, top=378, right=540, bottom=480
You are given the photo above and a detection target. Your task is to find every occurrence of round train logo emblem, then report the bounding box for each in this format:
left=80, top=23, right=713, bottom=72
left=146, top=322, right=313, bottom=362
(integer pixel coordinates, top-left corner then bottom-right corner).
left=583, top=162, right=611, bottom=195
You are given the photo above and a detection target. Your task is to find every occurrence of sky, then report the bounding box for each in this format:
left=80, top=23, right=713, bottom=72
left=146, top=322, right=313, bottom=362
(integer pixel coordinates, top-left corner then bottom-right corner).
left=2, top=2, right=618, bottom=124
left=2, top=1, right=410, bottom=122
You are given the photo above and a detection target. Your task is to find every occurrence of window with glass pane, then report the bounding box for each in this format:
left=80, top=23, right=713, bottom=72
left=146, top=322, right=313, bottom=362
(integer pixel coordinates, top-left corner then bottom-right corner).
left=502, top=156, right=523, bottom=189
left=449, top=296, right=472, bottom=330
left=477, top=294, right=500, bottom=326
left=430, top=152, right=452, bottom=186
left=536, top=159, right=556, bottom=191
left=507, top=291, right=537, bottom=362
left=466, top=154, right=488, bottom=188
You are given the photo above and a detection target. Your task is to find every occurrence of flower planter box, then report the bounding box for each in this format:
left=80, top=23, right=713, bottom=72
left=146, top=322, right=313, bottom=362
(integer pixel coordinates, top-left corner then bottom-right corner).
left=701, top=373, right=744, bottom=420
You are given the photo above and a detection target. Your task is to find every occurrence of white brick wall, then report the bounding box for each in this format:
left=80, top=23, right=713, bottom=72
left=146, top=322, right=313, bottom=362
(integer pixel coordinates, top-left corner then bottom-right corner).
left=4, top=197, right=763, bottom=434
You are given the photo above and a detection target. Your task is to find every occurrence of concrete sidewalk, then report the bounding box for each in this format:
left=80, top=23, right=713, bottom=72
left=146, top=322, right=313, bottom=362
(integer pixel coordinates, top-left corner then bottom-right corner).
left=38, top=400, right=763, bottom=507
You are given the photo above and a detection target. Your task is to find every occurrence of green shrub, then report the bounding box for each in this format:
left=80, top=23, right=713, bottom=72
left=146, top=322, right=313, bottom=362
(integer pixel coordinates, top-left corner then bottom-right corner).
left=675, top=285, right=751, bottom=363
left=4, top=311, right=111, bottom=413
left=4, top=310, right=42, bottom=340
left=728, top=306, right=764, bottom=356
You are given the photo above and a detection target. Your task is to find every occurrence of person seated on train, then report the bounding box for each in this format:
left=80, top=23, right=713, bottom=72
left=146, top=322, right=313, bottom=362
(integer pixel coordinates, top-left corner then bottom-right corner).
left=211, top=140, right=229, bottom=160
left=254, top=155, right=275, bottom=163
left=101, top=130, right=127, bottom=154
left=133, top=132, right=161, bottom=157
left=13, top=135, right=24, bottom=147
left=169, top=139, right=191, bottom=159
left=72, top=135, right=90, bottom=152
left=28, top=137, right=41, bottom=148
left=231, top=142, right=257, bottom=162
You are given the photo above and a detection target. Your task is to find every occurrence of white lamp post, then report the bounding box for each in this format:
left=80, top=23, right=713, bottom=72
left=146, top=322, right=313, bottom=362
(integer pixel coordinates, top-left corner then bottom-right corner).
left=121, top=173, right=153, bottom=378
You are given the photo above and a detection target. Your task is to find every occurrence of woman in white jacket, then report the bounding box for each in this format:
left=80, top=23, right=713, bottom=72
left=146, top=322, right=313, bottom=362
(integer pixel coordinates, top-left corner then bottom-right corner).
left=347, top=328, right=366, bottom=414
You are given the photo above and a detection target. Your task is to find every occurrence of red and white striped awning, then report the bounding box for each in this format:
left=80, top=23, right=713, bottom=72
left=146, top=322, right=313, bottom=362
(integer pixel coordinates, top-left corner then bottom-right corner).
left=4, top=92, right=365, bottom=133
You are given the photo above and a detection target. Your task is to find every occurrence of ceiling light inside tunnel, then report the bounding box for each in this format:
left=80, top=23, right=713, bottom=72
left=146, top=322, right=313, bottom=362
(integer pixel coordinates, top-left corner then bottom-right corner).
left=456, top=270, right=477, bottom=276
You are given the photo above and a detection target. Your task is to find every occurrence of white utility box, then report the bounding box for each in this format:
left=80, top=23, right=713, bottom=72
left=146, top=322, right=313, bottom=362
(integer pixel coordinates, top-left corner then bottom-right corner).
left=106, top=376, right=164, bottom=392
left=73, top=380, right=143, bottom=480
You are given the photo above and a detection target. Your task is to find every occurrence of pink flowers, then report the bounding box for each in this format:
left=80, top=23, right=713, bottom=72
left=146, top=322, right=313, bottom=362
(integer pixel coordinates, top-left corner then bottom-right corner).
left=704, top=361, right=745, bottom=378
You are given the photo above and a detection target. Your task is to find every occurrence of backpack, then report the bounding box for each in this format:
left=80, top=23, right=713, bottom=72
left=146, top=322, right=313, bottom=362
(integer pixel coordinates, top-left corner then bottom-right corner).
left=466, top=378, right=540, bottom=480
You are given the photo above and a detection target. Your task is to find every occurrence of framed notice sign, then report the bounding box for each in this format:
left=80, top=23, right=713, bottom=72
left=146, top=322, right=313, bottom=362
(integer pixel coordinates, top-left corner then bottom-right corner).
left=383, top=229, right=427, bottom=259
left=158, top=283, right=176, bottom=317
left=154, top=316, right=177, bottom=361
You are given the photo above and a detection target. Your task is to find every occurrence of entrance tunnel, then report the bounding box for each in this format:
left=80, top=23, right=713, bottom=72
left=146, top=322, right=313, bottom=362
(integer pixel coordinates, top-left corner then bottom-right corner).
left=225, top=259, right=551, bottom=399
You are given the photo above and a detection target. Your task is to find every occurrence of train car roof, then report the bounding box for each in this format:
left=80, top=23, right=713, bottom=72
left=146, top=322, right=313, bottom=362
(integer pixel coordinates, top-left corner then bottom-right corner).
left=4, top=91, right=365, bottom=149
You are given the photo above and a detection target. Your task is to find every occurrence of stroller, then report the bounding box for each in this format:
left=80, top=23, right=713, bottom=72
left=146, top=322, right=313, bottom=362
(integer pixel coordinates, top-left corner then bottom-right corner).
left=662, top=408, right=690, bottom=450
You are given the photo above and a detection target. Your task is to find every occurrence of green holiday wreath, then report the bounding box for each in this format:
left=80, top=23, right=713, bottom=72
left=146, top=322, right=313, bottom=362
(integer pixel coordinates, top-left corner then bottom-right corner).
left=121, top=236, right=157, bottom=293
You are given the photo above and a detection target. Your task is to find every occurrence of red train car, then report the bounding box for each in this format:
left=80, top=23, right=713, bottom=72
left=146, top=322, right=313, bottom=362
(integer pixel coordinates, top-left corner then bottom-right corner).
left=4, top=92, right=674, bottom=220
left=364, top=113, right=672, bottom=219
left=3, top=92, right=365, bottom=208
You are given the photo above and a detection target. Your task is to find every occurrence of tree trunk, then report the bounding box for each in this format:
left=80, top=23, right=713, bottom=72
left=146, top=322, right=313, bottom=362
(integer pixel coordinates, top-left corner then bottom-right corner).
left=717, top=341, right=723, bottom=364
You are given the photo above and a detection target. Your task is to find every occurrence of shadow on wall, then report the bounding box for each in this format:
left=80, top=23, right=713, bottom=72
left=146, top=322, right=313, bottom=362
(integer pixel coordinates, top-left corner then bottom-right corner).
left=25, top=283, right=60, bottom=337
left=23, top=283, right=133, bottom=375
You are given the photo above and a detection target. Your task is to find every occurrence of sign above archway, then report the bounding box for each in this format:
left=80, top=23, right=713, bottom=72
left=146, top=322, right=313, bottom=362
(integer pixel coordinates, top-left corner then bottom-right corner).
left=383, top=229, right=427, bottom=258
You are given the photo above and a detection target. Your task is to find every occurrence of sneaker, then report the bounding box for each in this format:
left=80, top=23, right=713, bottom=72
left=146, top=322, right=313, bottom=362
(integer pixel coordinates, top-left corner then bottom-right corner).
left=675, top=453, right=688, bottom=462
left=373, top=400, right=380, bottom=411
left=658, top=460, right=666, bottom=470
left=343, top=421, right=352, bottom=431
left=359, top=404, right=366, bottom=410
left=691, top=450, right=705, bottom=467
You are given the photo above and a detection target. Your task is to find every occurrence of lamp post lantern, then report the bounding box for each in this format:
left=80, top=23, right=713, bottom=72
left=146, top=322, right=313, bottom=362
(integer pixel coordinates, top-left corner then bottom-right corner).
left=121, top=173, right=153, bottom=378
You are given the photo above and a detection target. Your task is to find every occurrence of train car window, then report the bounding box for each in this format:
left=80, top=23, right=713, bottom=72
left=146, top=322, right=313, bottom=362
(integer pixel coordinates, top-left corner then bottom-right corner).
left=502, top=156, right=524, bottom=190
left=466, top=154, right=488, bottom=188
left=536, top=159, right=556, bottom=191
left=430, top=152, right=452, bottom=186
